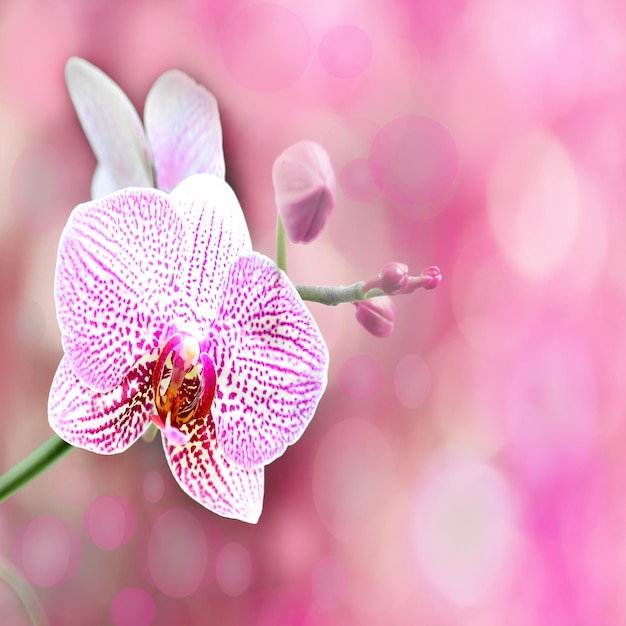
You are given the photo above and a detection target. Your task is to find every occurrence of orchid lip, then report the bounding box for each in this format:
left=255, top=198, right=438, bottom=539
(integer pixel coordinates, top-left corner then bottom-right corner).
left=150, top=334, right=217, bottom=446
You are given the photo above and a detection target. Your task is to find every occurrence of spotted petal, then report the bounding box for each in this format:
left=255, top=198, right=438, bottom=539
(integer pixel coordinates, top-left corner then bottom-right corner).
left=48, top=355, right=156, bottom=453
left=65, top=57, right=153, bottom=198
left=163, top=412, right=264, bottom=523
left=55, top=187, right=184, bottom=392
left=144, top=70, right=225, bottom=193
left=209, top=252, right=329, bottom=469
left=167, top=174, right=252, bottom=336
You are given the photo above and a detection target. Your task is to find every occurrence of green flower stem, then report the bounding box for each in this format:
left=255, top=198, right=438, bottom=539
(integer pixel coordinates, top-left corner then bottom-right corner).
left=0, top=434, right=73, bottom=503
left=276, top=215, right=288, bottom=273
left=296, top=282, right=385, bottom=306
left=0, top=558, right=48, bottom=626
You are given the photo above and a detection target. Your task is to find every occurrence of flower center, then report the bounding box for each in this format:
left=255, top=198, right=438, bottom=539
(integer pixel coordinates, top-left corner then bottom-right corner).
left=150, top=334, right=217, bottom=446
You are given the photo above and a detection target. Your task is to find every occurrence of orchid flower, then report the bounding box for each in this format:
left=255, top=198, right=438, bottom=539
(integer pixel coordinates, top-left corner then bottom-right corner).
left=65, top=56, right=224, bottom=197
left=48, top=173, right=328, bottom=523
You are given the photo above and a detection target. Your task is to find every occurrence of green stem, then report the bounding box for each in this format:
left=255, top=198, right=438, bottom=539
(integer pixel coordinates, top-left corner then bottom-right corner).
left=0, top=435, right=73, bottom=502
left=276, top=215, right=288, bottom=273
left=296, top=282, right=385, bottom=306
left=0, top=558, right=48, bottom=626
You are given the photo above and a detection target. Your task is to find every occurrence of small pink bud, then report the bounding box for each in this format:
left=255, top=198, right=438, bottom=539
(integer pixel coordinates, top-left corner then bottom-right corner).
left=420, top=266, right=442, bottom=289
left=354, top=297, right=397, bottom=338
left=363, top=262, right=409, bottom=295
left=405, top=265, right=442, bottom=293
left=272, top=140, right=336, bottom=244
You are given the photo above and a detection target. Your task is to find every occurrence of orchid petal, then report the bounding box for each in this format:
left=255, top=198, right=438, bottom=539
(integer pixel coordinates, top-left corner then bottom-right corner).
left=144, top=70, right=225, bottom=192
left=55, top=187, right=184, bottom=392
left=163, top=413, right=264, bottom=523
left=168, top=174, right=252, bottom=337
left=210, top=252, right=329, bottom=469
left=48, top=354, right=156, bottom=453
left=65, top=57, right=153, bottom=197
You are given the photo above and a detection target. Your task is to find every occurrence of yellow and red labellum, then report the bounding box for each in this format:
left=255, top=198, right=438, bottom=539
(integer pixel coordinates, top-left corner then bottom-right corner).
left=150, top=334, right=217, bottom=446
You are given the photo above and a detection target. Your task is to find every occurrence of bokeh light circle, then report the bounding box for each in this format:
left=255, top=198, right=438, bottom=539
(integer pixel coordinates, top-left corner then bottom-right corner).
left=215, top=542, right=253, bottom=597
left=394, top=355, right=431, bottom=409
left=84, top=495, right=136, bottom=551
left=339, top=354, right=382, bottom=399
left=319, top=25, right=373, bottom=79
left=370, top=115, right=458, bottom=214
left=220, top=3, right=310, bottom=91
left=311, top=556, right=346, bottom=610
left=503, top=331, right=598, bottom=483
left=338, top=158, right=382, bottom=203
left=14, top=516, right=81, bottom=588
left=487, top=130, right=580, bottom=278
left=10, top=142, right=69, bottom=230
left=410, top=460, right=518, bottom=606
left=110, top=587, right=156, bottom=626
left=142, top=471, right=165, bottom=503
left=312, top=419, right=395, bottom=542
left=146, top=508, right=208, bottom=598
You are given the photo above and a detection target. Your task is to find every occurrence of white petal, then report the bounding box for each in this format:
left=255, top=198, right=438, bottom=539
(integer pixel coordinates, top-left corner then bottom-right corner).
left=167, top=174, right=252, bottom=338
left=65, top=57, right=154, bottom=197
left=48, top=355, right=156, bottom=454
left=144, top=70, right=225, bottom=192
left=55, top=187, right=183, bottom=392
left=209, top=252, right=329, bottom=469
left=163, top=413, right=264, bottom=523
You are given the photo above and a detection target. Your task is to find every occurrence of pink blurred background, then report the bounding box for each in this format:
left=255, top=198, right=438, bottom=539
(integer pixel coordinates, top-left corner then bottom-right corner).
left=0, top=0, right=624, bottom=624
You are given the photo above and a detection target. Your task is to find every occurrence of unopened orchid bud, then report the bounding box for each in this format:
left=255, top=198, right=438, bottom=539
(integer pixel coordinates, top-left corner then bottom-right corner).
left=405, top=265, right=442, bottom=293
left=272, top=140, right=336, bottom=244
left=363, top=262, right=409, bottom=295
left=420, top=266, right=442, bottom=289
left=354, top=297, right=397, bottom=338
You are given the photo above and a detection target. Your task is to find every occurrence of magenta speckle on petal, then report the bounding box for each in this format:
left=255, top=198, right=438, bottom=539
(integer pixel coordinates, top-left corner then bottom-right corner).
left=220, top=4, right=310, bottom=92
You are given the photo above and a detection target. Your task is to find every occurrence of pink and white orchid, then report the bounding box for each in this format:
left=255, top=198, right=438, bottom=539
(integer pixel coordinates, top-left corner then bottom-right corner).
left=49, top=173, right=328, bottom=523
left=65, top=56, right=224, bottom=197
left=52, top=59, right=329, bottom=523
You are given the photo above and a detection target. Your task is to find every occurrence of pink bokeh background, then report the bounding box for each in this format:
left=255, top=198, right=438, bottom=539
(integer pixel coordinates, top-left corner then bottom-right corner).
left=0, top=0, right=624, bottom=624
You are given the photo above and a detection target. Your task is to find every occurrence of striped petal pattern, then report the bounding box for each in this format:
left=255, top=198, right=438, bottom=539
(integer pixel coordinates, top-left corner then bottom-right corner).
left=168, top=175, right=251, bottom=337
left=48, top=354, right=156, bottom=453
left=55, top=187, right=182, bottom=392
left=209, top=252, right=329, bottom=469
left=55, top=60, right=331, bottom=521
left=163, top=411, right=264, bottom=523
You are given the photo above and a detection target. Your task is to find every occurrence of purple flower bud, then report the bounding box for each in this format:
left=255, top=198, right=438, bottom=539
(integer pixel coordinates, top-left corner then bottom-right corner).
left=354, top=297, right=397, bottom=338
left=272, top=141, right=336, bottom=244
left=363, top=262, right=409, bottom=295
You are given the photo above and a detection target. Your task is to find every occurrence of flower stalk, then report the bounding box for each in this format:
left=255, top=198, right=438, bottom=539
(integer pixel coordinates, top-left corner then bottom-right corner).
left=0, top=435, right=73, bottom=503
left=276, top=215, right=288, bottom=273
left=296, top=282, right=385, bottom=305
